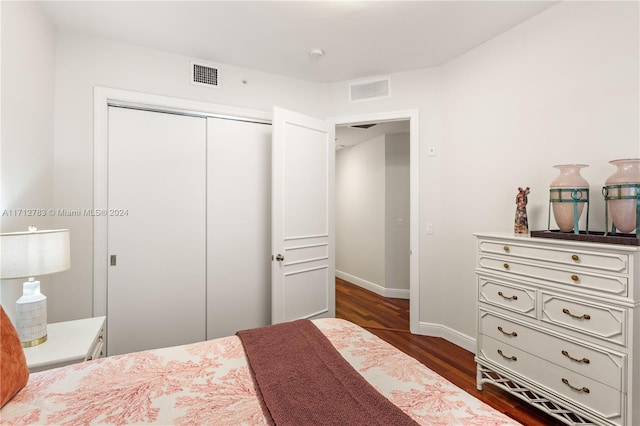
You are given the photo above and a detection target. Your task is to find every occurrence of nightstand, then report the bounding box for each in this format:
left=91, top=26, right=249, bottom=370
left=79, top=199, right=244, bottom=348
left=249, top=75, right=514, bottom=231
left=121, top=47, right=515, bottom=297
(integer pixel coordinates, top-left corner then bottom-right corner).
left=23, top=316, right=106, bottom=373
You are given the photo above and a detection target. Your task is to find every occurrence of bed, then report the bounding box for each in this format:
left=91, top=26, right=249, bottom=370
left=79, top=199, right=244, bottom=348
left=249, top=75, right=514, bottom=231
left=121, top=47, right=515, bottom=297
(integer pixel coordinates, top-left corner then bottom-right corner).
left=1, top=316, right=519, bottom=425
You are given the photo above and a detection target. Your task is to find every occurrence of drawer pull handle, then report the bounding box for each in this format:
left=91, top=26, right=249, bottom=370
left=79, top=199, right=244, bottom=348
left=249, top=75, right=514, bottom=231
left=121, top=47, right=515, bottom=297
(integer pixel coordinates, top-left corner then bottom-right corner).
left=497, top=326, right=517, bottom=337
left=562, top=378, right=590, bottom=394
left=571, top=254, right=580, bottom=261
left=498, top=291, right=518, bottom=301
left=571, top=275, right=579, bottom=282
left=503, top=246, right=510, bottom=252
left=561, top=350, right=590, bottom=364
left=497, top=349, right=517, bottom=361
left=562, top=308, right=591, bottom=320
left=99, top=334, right=104, bottom=342
left=503, top=263, right=509, bottom=270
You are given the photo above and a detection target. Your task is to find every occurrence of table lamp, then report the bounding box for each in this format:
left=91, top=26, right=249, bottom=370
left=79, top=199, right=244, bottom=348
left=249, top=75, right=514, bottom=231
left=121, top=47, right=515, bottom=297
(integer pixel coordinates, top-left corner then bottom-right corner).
left=0, top=226, right=70, bottom=347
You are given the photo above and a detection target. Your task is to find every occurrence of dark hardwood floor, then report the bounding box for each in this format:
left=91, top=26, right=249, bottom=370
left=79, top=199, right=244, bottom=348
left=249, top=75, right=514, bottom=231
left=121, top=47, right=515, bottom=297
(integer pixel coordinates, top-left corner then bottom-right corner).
left=335, top=277, right=564, bottom=426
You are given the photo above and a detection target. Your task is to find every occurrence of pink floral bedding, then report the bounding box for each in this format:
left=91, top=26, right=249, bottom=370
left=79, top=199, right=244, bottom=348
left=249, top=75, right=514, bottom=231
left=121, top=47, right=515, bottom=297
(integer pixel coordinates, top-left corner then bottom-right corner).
left=1, top=318, right=518, bottom=425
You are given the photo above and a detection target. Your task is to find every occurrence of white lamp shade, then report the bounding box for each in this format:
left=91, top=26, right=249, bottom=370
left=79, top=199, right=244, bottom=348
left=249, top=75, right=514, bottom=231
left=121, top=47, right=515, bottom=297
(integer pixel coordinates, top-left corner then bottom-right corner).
left=1, top=229, right=70, bottom=279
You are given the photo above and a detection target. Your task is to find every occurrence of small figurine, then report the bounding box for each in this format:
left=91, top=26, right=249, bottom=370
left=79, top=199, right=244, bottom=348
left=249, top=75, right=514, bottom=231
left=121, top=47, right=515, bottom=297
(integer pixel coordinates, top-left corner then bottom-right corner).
left=515, top=187, right=530, bottom=235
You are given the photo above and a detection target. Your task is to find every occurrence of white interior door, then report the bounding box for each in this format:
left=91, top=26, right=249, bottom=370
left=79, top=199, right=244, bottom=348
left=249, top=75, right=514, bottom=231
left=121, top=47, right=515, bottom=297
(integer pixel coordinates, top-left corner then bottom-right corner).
left=272, top=107, right=335, bottom=323
left=107, top=106, right=206, bottom=356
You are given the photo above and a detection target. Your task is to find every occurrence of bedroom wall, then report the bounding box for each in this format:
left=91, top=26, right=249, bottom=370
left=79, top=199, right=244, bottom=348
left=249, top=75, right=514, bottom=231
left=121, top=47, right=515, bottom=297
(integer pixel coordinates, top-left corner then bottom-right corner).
left=327, top=1, right=639, bottom=349
left=49, top=30, right=328, bottom=322
left=0, top=1, right=56, bottom=321
left=438, top=0, right=639, bottom=346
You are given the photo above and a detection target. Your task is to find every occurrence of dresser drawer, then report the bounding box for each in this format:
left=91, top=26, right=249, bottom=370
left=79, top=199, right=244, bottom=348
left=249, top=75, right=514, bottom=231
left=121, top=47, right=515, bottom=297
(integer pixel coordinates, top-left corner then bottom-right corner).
left=479, top=255, right=628, bottom=296
left=478, top=276, right=535, bottom=317
left=479, top=310, right=624, bottom=390
left=478, top=239, right=629, bottom=274
left=541, top=293, right=626, bottom=346
left=479, top=335, right=623, bottom=423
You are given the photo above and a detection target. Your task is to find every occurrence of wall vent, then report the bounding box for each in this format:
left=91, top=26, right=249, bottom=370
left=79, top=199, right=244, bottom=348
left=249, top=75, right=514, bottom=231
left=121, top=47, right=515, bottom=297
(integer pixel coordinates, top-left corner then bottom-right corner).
left=191, top=60, right=220, bottom=88
left=349, top=77, right=390, bottom=102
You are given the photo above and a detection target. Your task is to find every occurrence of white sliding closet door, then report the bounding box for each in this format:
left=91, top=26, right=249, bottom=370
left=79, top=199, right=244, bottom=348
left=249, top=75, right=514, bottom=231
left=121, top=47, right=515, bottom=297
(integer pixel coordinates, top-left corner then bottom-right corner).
left=107, top=106, right=206, bottom=356
left=206, top=118, right=272, bottom=339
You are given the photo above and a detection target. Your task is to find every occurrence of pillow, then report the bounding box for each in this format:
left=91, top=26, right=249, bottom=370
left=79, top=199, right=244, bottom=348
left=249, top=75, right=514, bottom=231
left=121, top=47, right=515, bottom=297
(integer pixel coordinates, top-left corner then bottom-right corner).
left=1, top=305, right=29, bottom=407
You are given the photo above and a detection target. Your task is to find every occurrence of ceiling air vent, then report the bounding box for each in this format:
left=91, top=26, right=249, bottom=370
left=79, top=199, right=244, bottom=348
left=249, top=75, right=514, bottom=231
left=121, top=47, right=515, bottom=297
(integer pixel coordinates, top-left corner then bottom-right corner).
left=191, top=60, right=220, bottom=88
left=349, top=77, right=390, bottom=103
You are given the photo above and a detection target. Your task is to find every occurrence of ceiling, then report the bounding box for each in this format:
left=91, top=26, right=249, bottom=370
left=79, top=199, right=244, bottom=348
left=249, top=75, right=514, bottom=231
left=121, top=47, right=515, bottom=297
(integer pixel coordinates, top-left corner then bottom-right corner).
left=38, top=1, right=558, bottom=84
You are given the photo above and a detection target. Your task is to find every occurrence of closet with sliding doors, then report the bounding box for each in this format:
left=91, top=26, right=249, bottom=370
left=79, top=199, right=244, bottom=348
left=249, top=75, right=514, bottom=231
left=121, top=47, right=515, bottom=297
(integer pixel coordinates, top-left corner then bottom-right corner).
left=106, top=105, right=272, bottom=356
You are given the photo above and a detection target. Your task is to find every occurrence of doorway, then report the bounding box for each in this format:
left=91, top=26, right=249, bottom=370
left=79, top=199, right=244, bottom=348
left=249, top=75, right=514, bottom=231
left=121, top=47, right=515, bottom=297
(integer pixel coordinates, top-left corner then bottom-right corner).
left=331, top=110, right=419, bottom=334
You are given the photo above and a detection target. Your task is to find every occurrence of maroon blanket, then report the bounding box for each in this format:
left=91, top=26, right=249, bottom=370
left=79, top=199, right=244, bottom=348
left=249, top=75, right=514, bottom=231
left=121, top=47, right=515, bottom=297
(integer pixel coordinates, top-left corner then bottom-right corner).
left=236, top=319, right=419, bottom=426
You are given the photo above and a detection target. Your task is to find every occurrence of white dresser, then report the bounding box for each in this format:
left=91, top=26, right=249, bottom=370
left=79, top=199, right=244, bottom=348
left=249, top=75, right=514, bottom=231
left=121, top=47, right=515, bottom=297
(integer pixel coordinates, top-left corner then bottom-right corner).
left=475, top=233, right=639, bottom=426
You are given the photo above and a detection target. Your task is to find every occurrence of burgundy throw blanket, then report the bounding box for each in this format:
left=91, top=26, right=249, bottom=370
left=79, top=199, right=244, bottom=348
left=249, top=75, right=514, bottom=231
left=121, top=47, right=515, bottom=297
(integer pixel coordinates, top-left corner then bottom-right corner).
left=236, top=319, right=419, bottom=426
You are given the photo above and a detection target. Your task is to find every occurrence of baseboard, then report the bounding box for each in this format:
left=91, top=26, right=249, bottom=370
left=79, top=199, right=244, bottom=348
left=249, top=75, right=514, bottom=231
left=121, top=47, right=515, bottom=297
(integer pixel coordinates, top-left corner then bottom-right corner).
left=336, top=270, right=410, bottom=299
left=418, top=321, right=476, bottom=354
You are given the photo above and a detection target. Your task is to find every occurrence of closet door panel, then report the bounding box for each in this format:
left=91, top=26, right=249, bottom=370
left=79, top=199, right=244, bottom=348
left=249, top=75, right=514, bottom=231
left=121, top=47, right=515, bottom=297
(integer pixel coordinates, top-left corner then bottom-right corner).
left=107, top=107, right=206, bottom=356
left=206, top=118, right=272, bottom=339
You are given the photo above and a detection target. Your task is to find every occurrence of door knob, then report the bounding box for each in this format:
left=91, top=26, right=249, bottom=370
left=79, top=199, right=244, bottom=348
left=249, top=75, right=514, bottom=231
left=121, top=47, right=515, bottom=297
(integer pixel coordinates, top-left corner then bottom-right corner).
left=276, top=254, right=285, bottom=262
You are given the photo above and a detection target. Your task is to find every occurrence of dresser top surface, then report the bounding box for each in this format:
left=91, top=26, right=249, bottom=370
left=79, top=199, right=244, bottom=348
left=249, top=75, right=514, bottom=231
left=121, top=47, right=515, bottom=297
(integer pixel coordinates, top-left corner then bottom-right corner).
left=474, top=232, right=640, bottom=253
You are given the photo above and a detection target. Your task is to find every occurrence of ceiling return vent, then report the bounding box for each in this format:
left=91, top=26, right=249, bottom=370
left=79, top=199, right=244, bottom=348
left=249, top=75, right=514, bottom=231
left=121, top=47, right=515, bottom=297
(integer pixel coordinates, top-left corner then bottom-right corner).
left=349, top=77, right=391, bottom=102
left=191, top=60, right=220, bottom=88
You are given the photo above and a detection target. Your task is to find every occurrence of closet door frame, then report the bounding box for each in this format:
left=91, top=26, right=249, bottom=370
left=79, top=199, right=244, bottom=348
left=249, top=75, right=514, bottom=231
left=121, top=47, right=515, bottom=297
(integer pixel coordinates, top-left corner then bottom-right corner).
left=93, top=87, right=270, bottom=318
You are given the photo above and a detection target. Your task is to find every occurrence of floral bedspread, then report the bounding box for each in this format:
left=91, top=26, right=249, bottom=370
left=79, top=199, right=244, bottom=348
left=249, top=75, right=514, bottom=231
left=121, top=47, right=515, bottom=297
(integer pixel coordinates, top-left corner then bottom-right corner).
left=1, top=318, right=518, bottom=425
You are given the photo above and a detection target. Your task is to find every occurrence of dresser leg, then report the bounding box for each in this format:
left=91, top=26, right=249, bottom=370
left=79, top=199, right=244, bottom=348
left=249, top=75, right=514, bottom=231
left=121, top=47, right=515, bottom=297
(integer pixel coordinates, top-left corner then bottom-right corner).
left=476, top=364, right=483, bottom=391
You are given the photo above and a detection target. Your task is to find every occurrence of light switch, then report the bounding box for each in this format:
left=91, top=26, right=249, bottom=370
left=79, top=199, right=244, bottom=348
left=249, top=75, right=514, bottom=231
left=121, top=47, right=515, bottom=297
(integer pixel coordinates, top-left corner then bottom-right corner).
left=425, top=223, right=434, bottom=234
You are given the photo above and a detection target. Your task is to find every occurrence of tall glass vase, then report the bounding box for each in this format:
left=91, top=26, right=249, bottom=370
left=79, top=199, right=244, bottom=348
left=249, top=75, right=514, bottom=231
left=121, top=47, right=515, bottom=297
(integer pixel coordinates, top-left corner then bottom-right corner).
left=604, top=159, right=640, bottom=234
left=550, top=164, right=589, bottom=232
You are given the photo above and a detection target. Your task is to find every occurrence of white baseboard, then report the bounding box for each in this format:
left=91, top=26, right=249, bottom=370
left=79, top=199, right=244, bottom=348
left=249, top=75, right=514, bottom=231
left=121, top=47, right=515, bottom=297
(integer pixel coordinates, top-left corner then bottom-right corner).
left=336, top=270, right=410, bottom=299
left=417, top=321, right=476, bottom=353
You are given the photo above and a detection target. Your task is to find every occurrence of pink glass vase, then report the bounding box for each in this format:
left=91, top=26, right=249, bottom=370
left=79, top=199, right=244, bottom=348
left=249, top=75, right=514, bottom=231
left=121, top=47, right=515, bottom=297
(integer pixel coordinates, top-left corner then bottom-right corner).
left=550, top=164, right=589, bottom=232
left=604, top=159, right=640, bottom=234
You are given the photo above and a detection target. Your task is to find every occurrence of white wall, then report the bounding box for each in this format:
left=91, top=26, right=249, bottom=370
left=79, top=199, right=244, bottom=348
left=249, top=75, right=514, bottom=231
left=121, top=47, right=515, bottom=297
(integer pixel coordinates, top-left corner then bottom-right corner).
left=0, top=1, right=56, bottom=320
left=438, top=0, right=639, bottom=343
left=385, top=133, right=410, bottom=293
left=336, top=135, right=386, bottom=288
left=328, top=1, right=639, bottom=348
left=49, top=30, right=328, bottom=322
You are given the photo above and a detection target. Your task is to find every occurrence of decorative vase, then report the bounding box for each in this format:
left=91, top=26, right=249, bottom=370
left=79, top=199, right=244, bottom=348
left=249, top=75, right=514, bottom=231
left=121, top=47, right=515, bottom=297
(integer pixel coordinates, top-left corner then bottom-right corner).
left=514, top=187, right=530, bottom=235
left=604, top=159, right=640, bottom=234
left=550, top=164, right=589, bottom=232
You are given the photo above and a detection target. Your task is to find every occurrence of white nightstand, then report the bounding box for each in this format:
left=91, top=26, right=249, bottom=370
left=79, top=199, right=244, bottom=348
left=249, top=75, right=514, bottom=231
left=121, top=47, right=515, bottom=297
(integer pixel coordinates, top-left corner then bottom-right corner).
left=23, top=316, right=106, bottom=373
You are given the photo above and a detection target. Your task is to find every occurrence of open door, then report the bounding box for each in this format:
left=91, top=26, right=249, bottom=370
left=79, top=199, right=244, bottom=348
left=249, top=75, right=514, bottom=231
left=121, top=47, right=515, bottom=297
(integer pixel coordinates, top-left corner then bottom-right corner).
left=272, top=107, right=335, bottom=324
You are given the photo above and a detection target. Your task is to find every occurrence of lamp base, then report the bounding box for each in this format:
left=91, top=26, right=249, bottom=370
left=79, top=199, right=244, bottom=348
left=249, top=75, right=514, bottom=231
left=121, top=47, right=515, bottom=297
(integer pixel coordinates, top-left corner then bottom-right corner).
left=16, top=279, right=48, bottom=347
left=21, top=335, right=47, bottom=348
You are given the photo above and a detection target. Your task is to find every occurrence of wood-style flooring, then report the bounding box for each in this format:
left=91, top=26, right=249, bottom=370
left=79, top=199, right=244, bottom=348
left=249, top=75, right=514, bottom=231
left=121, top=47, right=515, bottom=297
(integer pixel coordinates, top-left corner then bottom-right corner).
left=335, top=277, right=564, bottom=426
